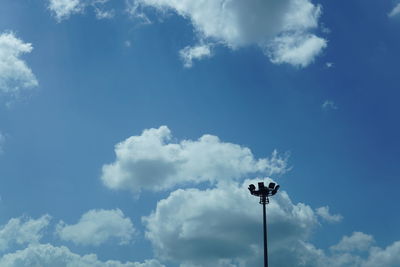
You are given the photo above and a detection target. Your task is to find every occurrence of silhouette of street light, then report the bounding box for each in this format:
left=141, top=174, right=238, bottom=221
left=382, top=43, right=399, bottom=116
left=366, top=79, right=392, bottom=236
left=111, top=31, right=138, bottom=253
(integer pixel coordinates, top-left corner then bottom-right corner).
left=248, top=182, right=280, bottom=267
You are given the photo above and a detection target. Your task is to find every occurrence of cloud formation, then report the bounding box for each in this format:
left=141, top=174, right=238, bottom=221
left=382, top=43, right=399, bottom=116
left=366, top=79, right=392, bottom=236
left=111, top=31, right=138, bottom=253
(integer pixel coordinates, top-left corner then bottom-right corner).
left=0, top=243, right=165, bottom=267
left=130, top=0, right=327, bottom=67
left=48, top=0, right=113, bottom=21
left=0, top=215, right=50, bottom=251
left=101, top=126, right=288, bottom=194
left=143, top=179, right=400, bottom=267
left=389, top=3, right=400, bottom=18
left=179, top=44, right=212, bottom=68
left=143, top=178, right=321, bottom=266
left=0, top=32, right=38, bottom=96
left=322, top=100, right=338, bottom=110
left=316, top=206, right=343, bottom=223
left=331, top=232, right=374, bottom=252
left=56, top=209, right=135, bottom=246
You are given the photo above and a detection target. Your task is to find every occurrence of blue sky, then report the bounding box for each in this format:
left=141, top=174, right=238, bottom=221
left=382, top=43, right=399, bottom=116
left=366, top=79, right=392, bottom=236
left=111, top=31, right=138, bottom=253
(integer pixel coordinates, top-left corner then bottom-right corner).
left=1, top=0, right=400, bottom=266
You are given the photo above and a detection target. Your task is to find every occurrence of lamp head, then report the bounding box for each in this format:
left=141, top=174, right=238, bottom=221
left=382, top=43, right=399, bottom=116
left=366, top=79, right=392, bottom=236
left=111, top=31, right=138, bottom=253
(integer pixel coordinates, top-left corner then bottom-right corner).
left=248, top=184, right=256, bottom=193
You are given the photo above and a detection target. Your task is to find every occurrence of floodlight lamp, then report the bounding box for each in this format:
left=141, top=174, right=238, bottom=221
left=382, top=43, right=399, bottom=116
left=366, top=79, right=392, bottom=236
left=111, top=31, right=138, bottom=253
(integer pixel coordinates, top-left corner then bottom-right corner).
left=258, top=182, right=265, bottom=189
left=248, top=184, right=256, bottom=193
left=268, top=182, right=276, bottom=189
left=271, top=185, right=280, bottom=196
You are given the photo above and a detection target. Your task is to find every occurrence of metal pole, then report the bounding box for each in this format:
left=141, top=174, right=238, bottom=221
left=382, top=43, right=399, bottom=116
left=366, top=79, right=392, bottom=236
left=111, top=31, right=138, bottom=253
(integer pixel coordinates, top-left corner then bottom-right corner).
left=263, top=198, right=268, bottom=267
left=263, top=201, right=268, bottom=267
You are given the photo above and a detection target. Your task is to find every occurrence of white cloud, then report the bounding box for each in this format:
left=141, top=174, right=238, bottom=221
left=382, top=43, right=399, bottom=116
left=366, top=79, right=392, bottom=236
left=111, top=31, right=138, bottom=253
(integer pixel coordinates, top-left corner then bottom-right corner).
left=48, top=0, right=84, bottom=21
left=101, top=126, right=288, bottom=194
left=48, top=0, right=112, bottom=21
left=0, top=215, right=51, bottom=251
left=316, top=206, right=343, bottom=223
left=330, top=232, right=374, bottom=252
left=267, top=33, right=327, bottom=67
left=0, top=32, right=38, bottom=96
left=95, top=8, right=115, bottom=19
left=143, top=179, right=400, bottom=266
left=56, top=209, right=135, bottom=246
left=179, top=44, right=212, bottom=68
left=0, top=243, right=165, bottom=267
left=143, top=178, right=322, bottom=266
left=129, top=0, right=327, bottom=67
left=389, top=3, right=400, bottom=18
left=363, top=241, right=400, bottom=267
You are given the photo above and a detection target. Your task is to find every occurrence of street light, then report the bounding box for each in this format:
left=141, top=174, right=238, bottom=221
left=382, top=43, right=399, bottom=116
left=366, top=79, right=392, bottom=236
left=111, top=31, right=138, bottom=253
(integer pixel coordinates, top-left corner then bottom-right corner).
left=248, top=181, right=280, bottom=267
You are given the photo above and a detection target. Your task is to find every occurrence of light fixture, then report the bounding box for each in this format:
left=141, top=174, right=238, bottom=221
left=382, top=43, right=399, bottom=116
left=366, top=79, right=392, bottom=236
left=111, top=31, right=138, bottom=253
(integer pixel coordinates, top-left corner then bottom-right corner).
left=248, top=181, right=280, bottom=267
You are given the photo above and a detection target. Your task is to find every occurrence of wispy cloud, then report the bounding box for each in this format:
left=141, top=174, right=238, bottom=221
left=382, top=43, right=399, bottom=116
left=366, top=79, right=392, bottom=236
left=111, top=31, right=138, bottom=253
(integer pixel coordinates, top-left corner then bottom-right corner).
left=389, top=3, right=400, bottom=18
left=180, top=44, right=212, bottom=68
left=322, top=100, right=338, bottom=110
left=48, top=0, right=113, bottom=21
left=316, top=206, right=343, bottom=223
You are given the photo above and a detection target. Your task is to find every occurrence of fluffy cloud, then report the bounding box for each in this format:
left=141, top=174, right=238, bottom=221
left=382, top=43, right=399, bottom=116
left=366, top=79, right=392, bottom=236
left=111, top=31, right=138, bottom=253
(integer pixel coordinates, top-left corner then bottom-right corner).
left=143, top=179, right=400, bottom=267
left=0, top=32, right=38, bottom=96
left=179, top=44, right=212, bottom=68
left=56, top=209, right=135, bottom=246
left=48, top=0, right=112, bottom=21
left=0, top=243, right=165, bottom=267
left=330, top=232, right=374, bottom=252
left=363, top=242, right=400, bottom=267
left=101, top=126, right=288, bottom=194
left=143, top=178, right=322, bottom=267
left=267, top=33, right=327, bottom=67
left=316, top=206, right=343, bottom=223
left=129, top=0, right=327, bottom=67
left=0, top=215, right=51, bottom=251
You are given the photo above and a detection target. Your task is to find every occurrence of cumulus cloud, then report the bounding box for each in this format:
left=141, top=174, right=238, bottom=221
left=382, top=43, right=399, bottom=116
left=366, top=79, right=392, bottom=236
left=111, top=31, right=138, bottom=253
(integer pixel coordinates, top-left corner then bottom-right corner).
left=101, top=126, right=288, bottom=194
left=0, top=32, right=38, bottom=96
left=143, top=178, right=322, bottom=266
left=56, top=209, right=135, bottom=246
left=316, top=206, right=343, bottom=223
left=0, top=215, right=51, bottom=251
left=330, top=232, right=374, bottom=252
left=389, top=3, right=400, bottom=18
left=143, top=179, right=400, bottom=267
left=48, top=0, right=113, bottom=21
left=0, top=243, right=165, bottom=267
left=363, top=241, right=400, bottom=267
left=129, top=0, right=327, bottom=67
left=179, top=44, right=212, bottom=68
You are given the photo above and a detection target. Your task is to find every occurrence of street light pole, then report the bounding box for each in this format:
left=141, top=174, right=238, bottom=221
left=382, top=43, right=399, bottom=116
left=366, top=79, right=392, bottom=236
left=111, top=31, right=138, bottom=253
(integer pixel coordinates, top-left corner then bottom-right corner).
left=248, top=182, right=280, bottom=267
left=262, top=196, right=268, bottom=267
